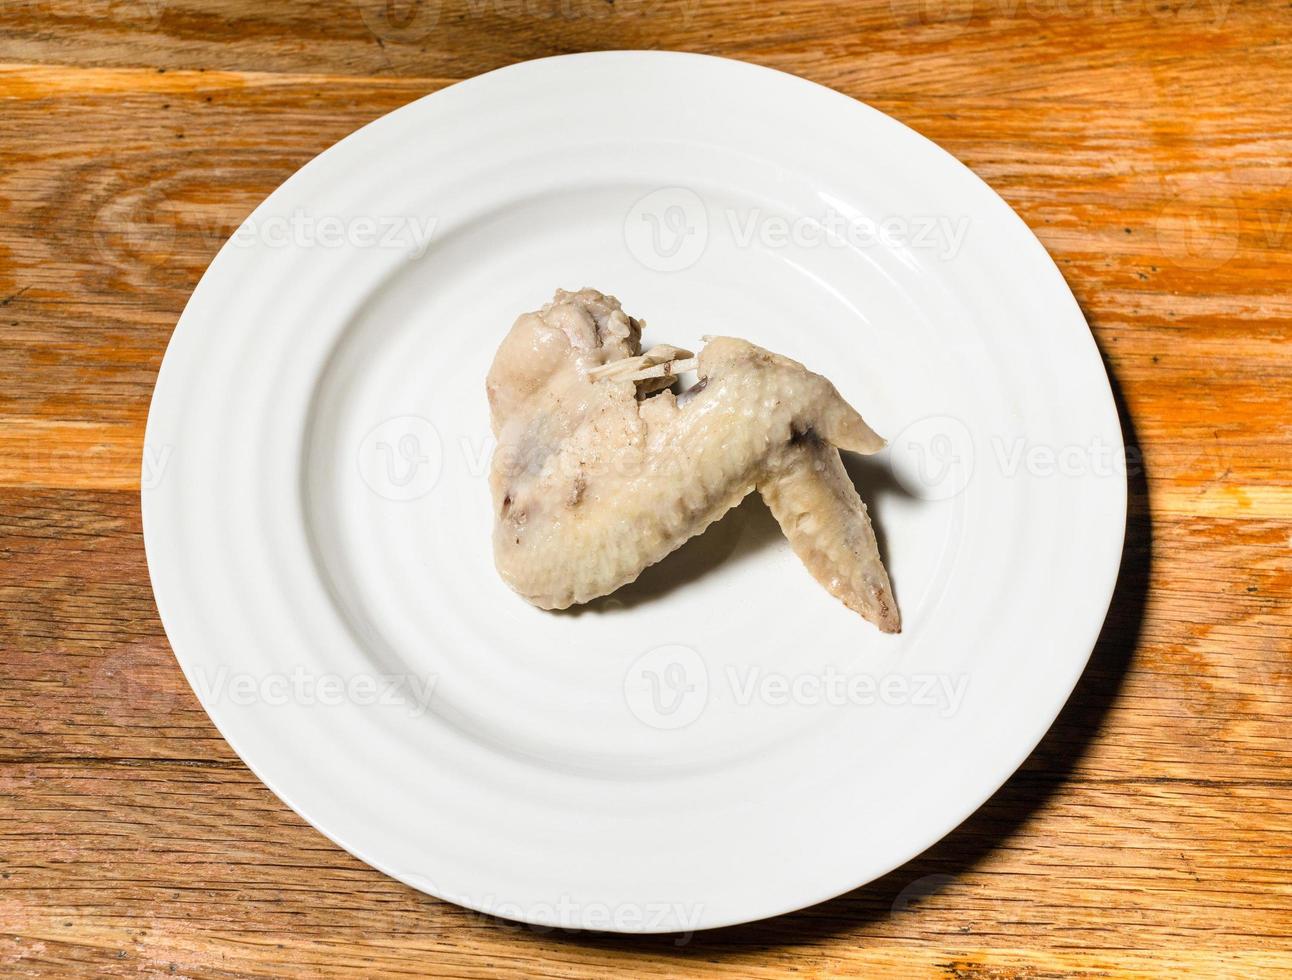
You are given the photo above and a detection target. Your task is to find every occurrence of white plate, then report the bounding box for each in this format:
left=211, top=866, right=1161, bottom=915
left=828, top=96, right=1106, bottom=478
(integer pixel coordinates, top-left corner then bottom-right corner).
left=143, top=51, right=1126, bottom=933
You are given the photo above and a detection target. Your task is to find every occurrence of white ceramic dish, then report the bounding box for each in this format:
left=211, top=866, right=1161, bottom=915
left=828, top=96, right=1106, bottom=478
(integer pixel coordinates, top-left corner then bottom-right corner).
left=142, top=51, right=1126, bottom=933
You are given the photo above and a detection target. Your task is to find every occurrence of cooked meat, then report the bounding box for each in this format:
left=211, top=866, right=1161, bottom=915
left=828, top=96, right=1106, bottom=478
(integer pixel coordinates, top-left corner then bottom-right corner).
left=486, top=288, right=899, bottom=632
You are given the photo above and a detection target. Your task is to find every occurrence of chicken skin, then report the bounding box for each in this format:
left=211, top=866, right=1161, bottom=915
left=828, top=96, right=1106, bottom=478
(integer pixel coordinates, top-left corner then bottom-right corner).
left=486, top=288, right=899, bottom=632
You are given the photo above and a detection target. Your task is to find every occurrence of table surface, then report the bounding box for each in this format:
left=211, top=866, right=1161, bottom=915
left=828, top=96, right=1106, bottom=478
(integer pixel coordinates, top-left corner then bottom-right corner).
left=1, top=1, right=1289, bottom=976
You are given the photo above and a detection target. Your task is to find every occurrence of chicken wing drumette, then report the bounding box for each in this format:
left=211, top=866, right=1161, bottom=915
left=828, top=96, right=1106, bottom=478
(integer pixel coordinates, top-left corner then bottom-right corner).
left=486, top=288, right=899, bottom=632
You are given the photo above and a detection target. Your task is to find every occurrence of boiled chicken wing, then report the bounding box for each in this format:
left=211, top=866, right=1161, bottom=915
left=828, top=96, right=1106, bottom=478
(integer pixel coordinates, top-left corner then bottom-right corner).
left=486, top=288, right=899, bottom=632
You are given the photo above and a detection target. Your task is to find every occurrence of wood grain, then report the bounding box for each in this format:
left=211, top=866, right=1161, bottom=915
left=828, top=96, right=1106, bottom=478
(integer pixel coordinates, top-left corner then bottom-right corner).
left=1, top=0, right=1289, bottom=975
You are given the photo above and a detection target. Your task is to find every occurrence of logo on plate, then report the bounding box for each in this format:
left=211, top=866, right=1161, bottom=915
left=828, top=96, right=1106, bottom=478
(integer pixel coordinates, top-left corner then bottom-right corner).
left=624, top=644, right=709, bottom=729
left=357, top=415, right=443, bottom=501
left=624, top=187, right=710, bottom=272
left=888, top=414, right=975, bottom=500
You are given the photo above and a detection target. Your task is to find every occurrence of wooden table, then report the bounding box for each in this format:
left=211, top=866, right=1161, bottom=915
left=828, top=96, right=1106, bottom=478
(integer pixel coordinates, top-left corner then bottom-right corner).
left=2, top=1, right=1289, bottom=975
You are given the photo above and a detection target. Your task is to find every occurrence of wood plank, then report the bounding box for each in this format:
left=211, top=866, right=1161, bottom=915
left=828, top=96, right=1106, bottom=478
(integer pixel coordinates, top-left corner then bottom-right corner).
left=0, top=0, right=1281, bottom=87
